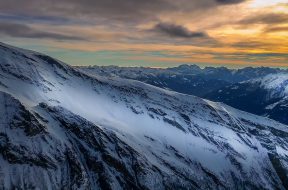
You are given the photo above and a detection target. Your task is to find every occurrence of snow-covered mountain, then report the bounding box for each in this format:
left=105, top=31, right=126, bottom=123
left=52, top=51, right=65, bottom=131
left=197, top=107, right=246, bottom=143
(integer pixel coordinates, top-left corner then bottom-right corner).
left=0, top=42, right=288, bottom=189
left=78, top=65, right=288, bottom=125
left=256, top=74, right=288, bottom=98
left=77, top=65, right=284, bottom=96
left=205, top=73, right=288, bottom=125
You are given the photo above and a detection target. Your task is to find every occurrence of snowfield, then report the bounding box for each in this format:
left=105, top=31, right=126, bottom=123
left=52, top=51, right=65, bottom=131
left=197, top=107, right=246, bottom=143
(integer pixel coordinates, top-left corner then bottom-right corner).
left=0, top=42, right=288, bottom=189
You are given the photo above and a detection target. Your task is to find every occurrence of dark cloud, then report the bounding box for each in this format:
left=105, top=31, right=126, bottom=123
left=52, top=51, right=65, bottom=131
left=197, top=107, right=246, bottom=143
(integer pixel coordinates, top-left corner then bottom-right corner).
left=265, top=26, right=288, bottom=33
left=0, top=0, right=247, bottom=43
left=0, top=0, right=247, bottom=23
left=153, top=22, right=208, bottom=38
left=215, top=0, right=245, bottom=5
left=0, top=14, right=78, bottom=25
left=239, top=13, right=288, bottom=25
left=0, top=0, right=173, bottom=22
left=0, top=22, right=84, bottom=40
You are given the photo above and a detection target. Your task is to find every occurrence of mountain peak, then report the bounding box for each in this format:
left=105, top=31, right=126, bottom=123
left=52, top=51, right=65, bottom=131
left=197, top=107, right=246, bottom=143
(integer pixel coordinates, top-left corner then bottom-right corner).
left=0, top=43, right=288, bottom=189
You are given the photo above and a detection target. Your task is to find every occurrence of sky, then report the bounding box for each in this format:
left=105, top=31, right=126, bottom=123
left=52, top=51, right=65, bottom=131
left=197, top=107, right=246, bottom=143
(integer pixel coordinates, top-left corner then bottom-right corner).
left=0, top=0, right=288, bottom=68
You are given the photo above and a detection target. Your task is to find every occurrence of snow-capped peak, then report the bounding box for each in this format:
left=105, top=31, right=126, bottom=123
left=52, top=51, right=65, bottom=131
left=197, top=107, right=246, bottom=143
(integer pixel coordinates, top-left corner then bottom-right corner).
left=258, top=73, right=288, bottom=96
left=0, top=42, right=288, bottom=189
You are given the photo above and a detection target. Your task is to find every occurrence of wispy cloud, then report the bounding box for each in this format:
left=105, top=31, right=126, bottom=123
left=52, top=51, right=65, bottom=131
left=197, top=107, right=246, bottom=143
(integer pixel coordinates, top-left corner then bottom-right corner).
left=0, top=14, right=73, bottom=25
left=0, top=22, right=84, bottom=41
left=239, top=13, right=288, bottom=25
left=215, top=0, right=246, bottom=5
left=265, top=26, right=288, bottom=33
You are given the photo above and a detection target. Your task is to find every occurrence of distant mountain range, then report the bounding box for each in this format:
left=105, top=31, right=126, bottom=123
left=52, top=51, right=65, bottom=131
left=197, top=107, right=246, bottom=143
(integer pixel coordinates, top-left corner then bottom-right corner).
left=78, top=65, right=288, bottom=125
left=1, top=43, right=288, bottom=189
left=205, top=73, right=288, bottom=125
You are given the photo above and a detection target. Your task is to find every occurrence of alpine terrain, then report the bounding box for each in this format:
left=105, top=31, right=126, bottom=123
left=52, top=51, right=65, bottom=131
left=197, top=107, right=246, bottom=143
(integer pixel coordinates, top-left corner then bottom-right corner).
left=78, top=65, right=285, bottom=97
left=0, top=42, right=288, bottom=189
left=78, top=65, right=288, bottom=125
left=205, top=74, right=288, bottom=125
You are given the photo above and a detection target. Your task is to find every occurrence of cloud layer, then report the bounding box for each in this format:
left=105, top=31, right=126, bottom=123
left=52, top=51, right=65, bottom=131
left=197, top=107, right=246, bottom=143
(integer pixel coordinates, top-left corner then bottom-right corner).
left=0, top=0, right=287, bottom=67
left=0, top=0, right=246, bottom=22
left=0, top=22, right=84, bottom=40
left=239, top=13, right=288, bottom=25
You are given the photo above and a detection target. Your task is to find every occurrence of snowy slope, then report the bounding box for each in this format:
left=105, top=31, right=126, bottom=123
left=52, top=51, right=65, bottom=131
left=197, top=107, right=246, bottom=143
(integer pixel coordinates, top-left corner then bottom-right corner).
left=254, top=73, right=288, bottom=98
left=205, top=73, right=288, bottom=125
left=0, top=42, right=288, bottom=189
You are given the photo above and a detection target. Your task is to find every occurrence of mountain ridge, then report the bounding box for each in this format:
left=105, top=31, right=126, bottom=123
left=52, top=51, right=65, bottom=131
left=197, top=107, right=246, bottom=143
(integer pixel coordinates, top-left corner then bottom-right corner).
left=0, top=42, right=288, bottom=189
left=205, top=73, right=288, bottom=125
left=77, top=64, right=286, bottom=97
left=78, top=64, right=288, bottom=125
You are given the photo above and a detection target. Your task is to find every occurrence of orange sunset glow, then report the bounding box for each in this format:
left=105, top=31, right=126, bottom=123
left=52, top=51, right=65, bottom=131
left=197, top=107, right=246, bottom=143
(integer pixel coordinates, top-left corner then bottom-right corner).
left=0, top=0, right=287, bottom=67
